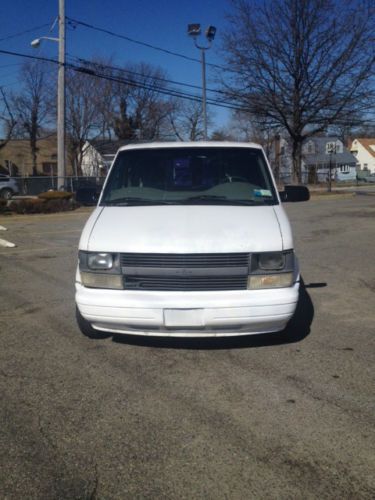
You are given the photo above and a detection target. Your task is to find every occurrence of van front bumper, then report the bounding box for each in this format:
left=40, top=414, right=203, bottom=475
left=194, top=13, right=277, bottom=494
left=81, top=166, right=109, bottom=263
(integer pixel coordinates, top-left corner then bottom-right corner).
left=75, top=281, right=300, bottom=337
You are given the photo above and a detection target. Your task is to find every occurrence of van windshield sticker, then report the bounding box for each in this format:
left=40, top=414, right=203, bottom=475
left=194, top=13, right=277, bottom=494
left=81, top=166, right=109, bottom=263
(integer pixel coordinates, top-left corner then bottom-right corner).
left=254, top=189, right=272, bottom=197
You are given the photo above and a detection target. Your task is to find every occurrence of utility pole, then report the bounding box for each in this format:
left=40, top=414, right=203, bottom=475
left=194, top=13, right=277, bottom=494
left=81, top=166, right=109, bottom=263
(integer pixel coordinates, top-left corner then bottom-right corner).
left=201, top=48, right=207, bottom=141
left=57, top=0, right=65, bottom=191
left=187, top=24, right=216, bottom=141
left=31, top=0, right=66, bottom=190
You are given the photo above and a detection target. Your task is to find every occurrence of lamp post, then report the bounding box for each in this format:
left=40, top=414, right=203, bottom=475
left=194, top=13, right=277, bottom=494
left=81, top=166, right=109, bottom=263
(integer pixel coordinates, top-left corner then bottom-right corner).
left=31, top=0, right=65, bottom=191
left=187, top=24, right=216, bottom=141
left=327, top=142, right=337, bottom=193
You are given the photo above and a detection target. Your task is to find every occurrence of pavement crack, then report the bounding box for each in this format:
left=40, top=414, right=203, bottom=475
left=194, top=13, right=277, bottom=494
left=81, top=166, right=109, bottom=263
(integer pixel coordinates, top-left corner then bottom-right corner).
left=88, top=463, right=99, bottom=500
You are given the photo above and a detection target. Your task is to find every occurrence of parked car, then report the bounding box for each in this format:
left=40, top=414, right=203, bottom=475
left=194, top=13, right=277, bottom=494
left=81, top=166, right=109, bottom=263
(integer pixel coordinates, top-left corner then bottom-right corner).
left=75, top=142, right=309, bottom=339
left=0, top=176, right=19, bottom=199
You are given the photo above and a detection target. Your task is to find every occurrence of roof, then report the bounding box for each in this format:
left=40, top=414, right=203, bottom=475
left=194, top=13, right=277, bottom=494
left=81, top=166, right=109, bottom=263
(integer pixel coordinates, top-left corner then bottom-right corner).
left=89, top=139, right=130, bottom=156
left=351, top=138, right=375, bottom=158
left=304, top=137, right=357, bottom=165
left=117, top=141, right=263, bottom=152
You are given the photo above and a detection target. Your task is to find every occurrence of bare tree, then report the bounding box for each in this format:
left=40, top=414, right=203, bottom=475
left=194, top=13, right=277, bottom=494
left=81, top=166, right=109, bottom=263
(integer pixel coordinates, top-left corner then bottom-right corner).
left=168, top=100, right=211, bottom=141
left=222, top=0, right=375, bottom=182
left=0, top=87, right=17, bottom=153
left=210, top=128, right=236, bottom=141
left=65, top=68, right=102, bottom=175
left=109, top=63, right=172, bottom=141
left=11, top=62, right=51, bottom=175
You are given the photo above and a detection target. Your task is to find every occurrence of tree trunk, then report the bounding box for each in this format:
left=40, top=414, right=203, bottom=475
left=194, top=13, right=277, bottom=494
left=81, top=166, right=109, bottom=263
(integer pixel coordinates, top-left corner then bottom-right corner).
left=30, top=135, right=38, bottom=176
left=292, top=139, right=303, bottom=184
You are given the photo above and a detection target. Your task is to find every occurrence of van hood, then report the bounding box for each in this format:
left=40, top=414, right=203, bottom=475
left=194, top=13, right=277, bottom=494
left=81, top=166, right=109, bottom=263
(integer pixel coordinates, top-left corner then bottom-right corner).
left=82, top=205, right=288, bottom=253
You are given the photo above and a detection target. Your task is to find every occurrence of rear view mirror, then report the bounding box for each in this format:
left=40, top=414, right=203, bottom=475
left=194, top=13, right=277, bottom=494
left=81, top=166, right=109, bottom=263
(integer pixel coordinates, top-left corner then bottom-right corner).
left=280, top=185, right=310, bottom=202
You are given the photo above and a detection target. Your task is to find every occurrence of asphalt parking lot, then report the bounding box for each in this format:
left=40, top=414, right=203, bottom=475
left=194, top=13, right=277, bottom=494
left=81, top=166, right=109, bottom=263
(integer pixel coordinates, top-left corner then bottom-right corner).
left=0, top=195, right=374, bottom=499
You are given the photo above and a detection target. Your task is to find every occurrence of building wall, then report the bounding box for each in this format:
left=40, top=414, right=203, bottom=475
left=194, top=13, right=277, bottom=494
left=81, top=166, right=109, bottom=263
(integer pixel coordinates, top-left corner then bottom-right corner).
left=81, top=142, right=104, bottom=176
left=0, top=136, right=73, bottom=176
left=350, top=139, right=375, bottom=173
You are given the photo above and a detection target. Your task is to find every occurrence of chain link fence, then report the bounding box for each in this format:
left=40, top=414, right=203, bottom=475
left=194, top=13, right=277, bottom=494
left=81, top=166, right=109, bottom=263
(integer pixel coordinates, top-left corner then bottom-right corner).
left=7, top=176, right=105, bottom=196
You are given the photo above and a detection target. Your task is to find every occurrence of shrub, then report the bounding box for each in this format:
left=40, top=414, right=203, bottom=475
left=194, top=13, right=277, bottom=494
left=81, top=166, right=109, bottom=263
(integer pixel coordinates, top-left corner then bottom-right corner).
left=8, top=196, right=80, bottom=215
left=0, top=198, right=9, bottom=213
left=9, top=199, right=46, bottom=214
left=43, top=198, right=76, bottom=212
left=38, top=190, right=73, bottom=201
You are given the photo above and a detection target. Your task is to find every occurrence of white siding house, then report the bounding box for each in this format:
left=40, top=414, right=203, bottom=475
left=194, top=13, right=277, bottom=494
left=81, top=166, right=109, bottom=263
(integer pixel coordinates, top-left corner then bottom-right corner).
left=350, top=138, right=375, bottom=173
left=269, top=136, right=357, bottom=183
left=302, top=137, right=357, bottom=182
left=81, top=140, right=128, bottom=176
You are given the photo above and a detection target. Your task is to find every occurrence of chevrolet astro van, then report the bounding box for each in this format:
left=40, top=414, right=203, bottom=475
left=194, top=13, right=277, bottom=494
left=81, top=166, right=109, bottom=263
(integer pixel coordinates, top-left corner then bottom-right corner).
left=75, top=142, right=309, bottom=338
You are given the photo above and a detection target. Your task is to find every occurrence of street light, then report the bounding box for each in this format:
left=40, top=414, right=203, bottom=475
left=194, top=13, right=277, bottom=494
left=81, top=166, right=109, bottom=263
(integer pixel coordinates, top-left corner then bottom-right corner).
left=31, top=0, right=65, bottom=191
left=187, top=23, right=217, bottom=141
left=30, top=36, right=60, bottom=48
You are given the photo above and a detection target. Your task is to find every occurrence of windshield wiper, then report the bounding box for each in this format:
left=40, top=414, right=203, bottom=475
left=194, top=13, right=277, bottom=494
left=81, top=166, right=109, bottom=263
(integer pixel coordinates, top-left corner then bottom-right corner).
left=102, top=197, right=173, bottom=206
left=182, top=195, right=268, bottom=205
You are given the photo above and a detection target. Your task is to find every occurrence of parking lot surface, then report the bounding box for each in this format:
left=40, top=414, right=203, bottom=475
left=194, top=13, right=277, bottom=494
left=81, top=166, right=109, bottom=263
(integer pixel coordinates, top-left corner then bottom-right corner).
left=0, top=197, right=374, bottom=499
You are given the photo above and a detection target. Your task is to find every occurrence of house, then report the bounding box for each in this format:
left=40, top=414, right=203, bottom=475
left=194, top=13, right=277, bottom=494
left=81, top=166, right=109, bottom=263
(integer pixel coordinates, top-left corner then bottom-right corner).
left=0, top=135, right=59, bottom=176
left=81, top=139, right=129, bottom=176
left=303, top=137, right=357, bottom=183
left=0, top=134, right=74, bottom=177
left=350, top=138, right=375, bottom=173
left=269, top=136, right=357, bottom=183
left=268, top=135, right=294, bottom=183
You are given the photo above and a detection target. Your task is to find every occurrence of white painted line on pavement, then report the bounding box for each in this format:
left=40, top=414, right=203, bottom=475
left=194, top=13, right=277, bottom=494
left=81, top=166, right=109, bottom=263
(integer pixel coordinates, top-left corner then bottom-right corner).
left=0, top=238, right=16, bottom=248
left=0, top=225, right=7, bottom=231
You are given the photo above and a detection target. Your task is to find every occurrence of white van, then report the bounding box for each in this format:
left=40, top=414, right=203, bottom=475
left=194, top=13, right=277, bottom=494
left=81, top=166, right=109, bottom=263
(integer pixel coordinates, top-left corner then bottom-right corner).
left=75, top=142, right=309, bottom=338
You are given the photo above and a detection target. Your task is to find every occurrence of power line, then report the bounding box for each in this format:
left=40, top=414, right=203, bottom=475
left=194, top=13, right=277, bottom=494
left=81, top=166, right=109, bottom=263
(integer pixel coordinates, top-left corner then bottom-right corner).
left=0, top=23, right=51, bottom=43
left=0, top=48, right=243, bottom=112
left=66, top=16, right=227, bottom=72
left=3, top=48, right=375, bottom=126
left=67, top=54, right=229, bottom=98
left=0, top=48, right=58, bottom=65
left=73, top=62, right=244, bottom=112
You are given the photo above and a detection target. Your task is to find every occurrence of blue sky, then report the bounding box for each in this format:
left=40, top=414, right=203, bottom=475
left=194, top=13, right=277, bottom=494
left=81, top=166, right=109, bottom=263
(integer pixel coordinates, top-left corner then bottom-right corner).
left=0, top=0, right=232, bottom=131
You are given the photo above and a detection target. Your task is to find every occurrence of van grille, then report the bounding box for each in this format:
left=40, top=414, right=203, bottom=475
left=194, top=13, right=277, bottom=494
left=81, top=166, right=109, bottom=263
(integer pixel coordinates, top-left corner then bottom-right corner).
left=120, top=252, right=249, bottom=268
left=124, top=275, right=248, bottom=291
left=120, top=252, right=250, bottom=291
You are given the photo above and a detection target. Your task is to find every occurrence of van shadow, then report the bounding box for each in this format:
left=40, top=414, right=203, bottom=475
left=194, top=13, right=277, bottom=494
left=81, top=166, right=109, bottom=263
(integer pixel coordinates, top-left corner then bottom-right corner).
left=112, top=279, right=317, bottom=350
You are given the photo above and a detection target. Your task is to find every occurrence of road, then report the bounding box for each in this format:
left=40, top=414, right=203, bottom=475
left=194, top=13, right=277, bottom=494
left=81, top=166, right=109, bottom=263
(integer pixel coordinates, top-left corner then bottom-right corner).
left=0, top=195, right=374, bottom=499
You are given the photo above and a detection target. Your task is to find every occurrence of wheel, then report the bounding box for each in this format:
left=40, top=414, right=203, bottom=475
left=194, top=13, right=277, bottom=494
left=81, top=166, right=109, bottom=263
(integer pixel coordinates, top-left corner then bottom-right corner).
left=0, top=188, right=13, bottom=200
left=76, top=306, right=111, bottom=339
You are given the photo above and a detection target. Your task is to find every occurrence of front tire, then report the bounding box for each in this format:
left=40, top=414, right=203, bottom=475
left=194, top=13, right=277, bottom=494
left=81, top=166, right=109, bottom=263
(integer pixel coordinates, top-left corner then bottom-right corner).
left=0, top=188, right=13, bottom=200
left=76, top=306, right=111, bottom=339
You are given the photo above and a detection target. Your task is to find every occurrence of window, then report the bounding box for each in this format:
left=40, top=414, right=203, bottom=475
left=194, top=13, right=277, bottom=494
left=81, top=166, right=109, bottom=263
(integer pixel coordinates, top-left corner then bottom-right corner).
left=326, top=142, right=336, bottom=154
left=340, top=165, right=350, bottom=173
left=101, top=147, right=278, bottom=206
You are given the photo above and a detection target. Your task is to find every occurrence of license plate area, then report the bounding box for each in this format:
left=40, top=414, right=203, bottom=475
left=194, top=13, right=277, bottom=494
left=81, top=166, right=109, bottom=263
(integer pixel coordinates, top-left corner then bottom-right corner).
left=164, top=309, right=204, bottom=327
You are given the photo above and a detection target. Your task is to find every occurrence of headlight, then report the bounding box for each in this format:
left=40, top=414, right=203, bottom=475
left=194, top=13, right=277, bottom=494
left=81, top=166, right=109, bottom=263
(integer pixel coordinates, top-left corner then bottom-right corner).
left=88, top=252, right=113, bottom=270
left=248, top=251, right=295, bottom=289
left=257, top=252, right=284, bottom=270
left=78, top=251, right=122, bottom=289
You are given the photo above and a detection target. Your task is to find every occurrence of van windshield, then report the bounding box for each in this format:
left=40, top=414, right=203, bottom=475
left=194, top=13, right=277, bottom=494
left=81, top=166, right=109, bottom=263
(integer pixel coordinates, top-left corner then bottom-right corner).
left=100, top=147, right=278, bottom=206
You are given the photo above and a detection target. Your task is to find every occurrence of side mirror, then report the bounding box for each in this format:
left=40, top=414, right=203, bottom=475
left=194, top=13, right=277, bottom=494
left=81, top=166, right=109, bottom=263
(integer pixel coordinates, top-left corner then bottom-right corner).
left=279, top=185, right=310, bottom=202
